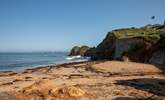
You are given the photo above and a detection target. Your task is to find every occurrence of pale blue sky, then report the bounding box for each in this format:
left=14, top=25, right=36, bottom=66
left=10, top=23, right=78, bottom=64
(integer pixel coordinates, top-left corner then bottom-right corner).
left=0, top=0, right=165, bottom=52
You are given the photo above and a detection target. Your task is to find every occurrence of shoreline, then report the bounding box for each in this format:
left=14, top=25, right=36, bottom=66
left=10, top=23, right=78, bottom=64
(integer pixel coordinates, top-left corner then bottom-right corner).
left=0, top=60, right=164, bottom=99
left=0, top=58, right=91, bottom=73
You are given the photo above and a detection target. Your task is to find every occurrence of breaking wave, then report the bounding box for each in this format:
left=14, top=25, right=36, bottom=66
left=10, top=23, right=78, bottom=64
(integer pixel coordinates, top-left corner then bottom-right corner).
left=66, top=55, right=90, bottom=61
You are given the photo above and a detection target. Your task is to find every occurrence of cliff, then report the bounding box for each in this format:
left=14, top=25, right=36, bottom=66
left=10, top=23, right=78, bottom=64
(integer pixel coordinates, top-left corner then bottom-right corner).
left=70, top=23, right=165, bottom=65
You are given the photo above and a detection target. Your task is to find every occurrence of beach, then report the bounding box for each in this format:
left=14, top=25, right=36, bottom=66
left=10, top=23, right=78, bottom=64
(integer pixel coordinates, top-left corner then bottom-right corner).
left=0, top=0, right=165, bottom=100
left=0, top=60, right=164, bottom=100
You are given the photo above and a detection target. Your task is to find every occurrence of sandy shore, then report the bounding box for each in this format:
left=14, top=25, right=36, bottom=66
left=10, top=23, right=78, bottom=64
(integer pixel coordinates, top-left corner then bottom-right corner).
left=0, top=60, right=164, bottom=100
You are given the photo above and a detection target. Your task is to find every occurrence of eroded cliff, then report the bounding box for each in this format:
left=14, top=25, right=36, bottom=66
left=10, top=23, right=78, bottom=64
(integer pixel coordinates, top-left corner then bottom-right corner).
left=70, top=23, right=165, bottom=65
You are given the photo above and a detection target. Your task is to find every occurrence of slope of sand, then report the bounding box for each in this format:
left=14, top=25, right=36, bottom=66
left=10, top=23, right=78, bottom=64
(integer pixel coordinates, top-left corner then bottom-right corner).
left=0, top=61, right=164, bottom=100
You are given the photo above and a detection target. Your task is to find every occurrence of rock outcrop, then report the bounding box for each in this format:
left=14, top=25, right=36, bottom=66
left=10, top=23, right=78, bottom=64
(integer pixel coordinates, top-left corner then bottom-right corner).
left=70, top=23, right=165, bottom=65
left=13, top=80, right=86, bottom=100
left=69, top=45, right=90, bottom=56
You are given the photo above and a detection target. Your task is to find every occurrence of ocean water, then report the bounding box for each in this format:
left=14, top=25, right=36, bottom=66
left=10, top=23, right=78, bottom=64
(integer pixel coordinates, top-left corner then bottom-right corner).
left=0, top=52, right=89, bottom=71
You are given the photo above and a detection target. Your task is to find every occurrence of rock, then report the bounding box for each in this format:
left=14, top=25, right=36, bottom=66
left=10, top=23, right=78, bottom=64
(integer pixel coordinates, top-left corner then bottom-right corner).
left=67, top=86, right=85, bottom=97
left=85, top=33, right=116, bottom=60
left=148, top=34, right=165, bottom=65
left=18, top=80, right=86, bottom=99
left=0, top=71, right=17, bottom=77
left=13, top=78, right=24, bottom=82
left=50, top=86, right=85, bottom=97
left=1, top=82, right=13, bottom=86
left=69, top=45, right=90, bottom=56
left=122, top=56, right=130, bottom=62
left=22, top=80, right=56, bottom=95
left=149, top=50, right=165, bottom=65
left=114, top=37, right=152, bottom=62
left=69, top=46, right=80, bottom=56
left=0, top=92, right=13, bottom=100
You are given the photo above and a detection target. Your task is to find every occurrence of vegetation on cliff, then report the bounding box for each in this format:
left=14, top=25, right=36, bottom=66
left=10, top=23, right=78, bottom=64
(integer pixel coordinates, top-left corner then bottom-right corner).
left=112, top=28, right=165, bottom=43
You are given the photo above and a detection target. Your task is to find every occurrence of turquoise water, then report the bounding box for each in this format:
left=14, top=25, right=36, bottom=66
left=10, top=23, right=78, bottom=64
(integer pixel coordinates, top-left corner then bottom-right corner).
left=0, top=52, right=70, bottom=71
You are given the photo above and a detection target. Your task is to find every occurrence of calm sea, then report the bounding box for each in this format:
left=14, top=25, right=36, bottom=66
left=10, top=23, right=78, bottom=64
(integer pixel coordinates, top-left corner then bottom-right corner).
left=0, top=52, right=85, bottom=71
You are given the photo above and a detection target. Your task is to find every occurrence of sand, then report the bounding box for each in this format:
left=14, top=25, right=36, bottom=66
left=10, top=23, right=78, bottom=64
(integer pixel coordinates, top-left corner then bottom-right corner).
left=0, top=60, right=164, bottom=100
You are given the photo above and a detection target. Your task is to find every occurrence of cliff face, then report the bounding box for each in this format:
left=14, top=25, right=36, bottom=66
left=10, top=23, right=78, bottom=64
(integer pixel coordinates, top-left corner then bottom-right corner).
left=84, top=33, right=116, bottom=60
left=70, top=24, right=165, bottom=65
left=148, top=34, right=165, bottom=64
left=114, top=37, right=152, bottom=62
left=149, top=50, right=165, bottom=64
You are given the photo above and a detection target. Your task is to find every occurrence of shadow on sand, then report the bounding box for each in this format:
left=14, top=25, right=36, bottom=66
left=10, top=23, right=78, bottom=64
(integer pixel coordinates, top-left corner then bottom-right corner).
left=114, top=96, right=163, bottom=100
left=116, top=78, right=165, bottom=96
left=115, top=64, right=165, bottom=100
left=115, top=97, right=140, bottom=100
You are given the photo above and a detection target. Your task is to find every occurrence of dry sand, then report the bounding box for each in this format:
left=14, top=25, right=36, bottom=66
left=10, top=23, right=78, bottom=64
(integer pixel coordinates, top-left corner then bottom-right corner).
left=0, top=60, right=164, bottom=100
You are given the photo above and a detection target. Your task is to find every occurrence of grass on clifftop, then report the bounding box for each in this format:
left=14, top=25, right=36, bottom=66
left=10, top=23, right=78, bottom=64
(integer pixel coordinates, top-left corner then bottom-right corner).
left=111, top=28, right=165, bottom=43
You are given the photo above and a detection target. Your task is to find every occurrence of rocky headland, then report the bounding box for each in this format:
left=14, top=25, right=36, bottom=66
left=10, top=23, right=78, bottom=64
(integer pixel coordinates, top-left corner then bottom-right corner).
left=70, top=23, right=165, bottom=65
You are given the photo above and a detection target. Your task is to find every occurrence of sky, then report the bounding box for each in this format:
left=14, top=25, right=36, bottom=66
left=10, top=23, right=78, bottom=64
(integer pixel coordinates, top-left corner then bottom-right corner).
left=0, top=0, right=165, bottom=52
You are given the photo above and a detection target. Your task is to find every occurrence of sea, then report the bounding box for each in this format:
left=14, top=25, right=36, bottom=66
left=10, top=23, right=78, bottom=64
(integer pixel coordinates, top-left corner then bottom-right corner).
left=0, top=52, right=90, bottom=72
